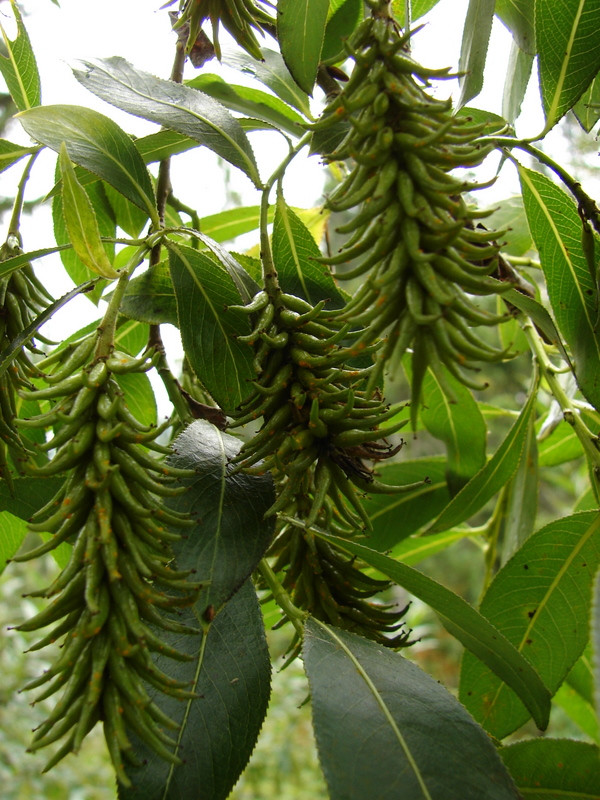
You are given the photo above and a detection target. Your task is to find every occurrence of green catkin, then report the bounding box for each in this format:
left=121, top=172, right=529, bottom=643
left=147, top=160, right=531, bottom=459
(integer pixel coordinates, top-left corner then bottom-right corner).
left=14, top=340, right=198, bottom=783
left=314, top=0, right=514, bottom=411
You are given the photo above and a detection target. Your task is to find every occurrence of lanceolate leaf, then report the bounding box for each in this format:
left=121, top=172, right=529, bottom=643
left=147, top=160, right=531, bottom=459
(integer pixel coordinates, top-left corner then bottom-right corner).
left=273, top=195, right=345, bottom=308
left=225, top=49, right=312, bottom=119
left=59, top=143, right=119, bottom=279
left=0, top=139, right=37, bottom=175
left=0, top=511, right=28, bottom=575
left=593, top=567, right=600, bottom=717
left=166, top=420, right=276, bottom=616
left=17, top=105, right=157, bottom=220
left=457, top=0, right=496, bottom=109
left=460, top=511, right=600, bottom=739
left=121, top=581, right=271, bottom=800
left=499, top=739, right=600, bottom=799
left=309, top=529, right=551, bottom=731
left=502, top=40, right=535, bottom=123
left=536, top=0, right=600, bottom=133
left=425, top=374, right=539, bottom=534
left=186, top=74, right=306, bottom=138
left=278, top=0, right=329, bottom=95
left=74, top=57, right=261, bottom=188
left=362, top=459, right=452, bottom=550
left=500, top=410, right=538, bottom=562
left=420, top=368, right=486, bottom=495
left=573, top=74, right=600, bottom=131
left=391, top=0, right=442, bottom=24
left=519, top=166, right=600, bottom=409
left=0, top=477, right=63, bottom=524
left=167, top=244, right=256, bottom=414
left=321, top=0, right=363, bottom=63
left=121, top=262, right=178, bottom=326
left=0, top=0, right=40, bottom=111
left=304, top=619, right=521, bottom=800
left=495, top=0, right=536, bottom=54
left=390, top=529, right=474, bottom=566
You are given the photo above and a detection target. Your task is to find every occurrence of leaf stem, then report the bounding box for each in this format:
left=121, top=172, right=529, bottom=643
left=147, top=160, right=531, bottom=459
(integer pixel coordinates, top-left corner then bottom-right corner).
left=521, top=315, right=600, bottom=500
left=258, top=558, right=306, bottom=636
left=6, top=150, right=40, bottom=244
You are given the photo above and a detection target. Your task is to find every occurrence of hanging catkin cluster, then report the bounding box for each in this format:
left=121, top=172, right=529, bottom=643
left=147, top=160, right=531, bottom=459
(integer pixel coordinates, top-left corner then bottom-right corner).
left=173, top=0, right=274, bottom=60
left=0, top=246, right=53, bottom=483
left=229, top=288, right=419, bottom=645
left=12, top=338, right=199, bottom=786
left=316, top=0, right=513, bottom=413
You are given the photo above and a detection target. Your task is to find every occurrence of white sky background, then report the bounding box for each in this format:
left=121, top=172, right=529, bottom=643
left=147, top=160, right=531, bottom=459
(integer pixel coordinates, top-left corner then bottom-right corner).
left=0, top=0, right=587, bottom=341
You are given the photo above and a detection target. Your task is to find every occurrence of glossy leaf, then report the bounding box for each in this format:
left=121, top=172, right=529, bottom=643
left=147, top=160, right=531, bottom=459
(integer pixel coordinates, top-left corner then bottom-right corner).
left=115, top=370, right=156, bottom=428
left=104, top=183, right=148, bottom=238
left=186, top=73, right=306, bottom=138
left=166, top=420, right=276, bottom=614
left=362, top=459, right=452, bottom=550
left=457, top=0, right=496, bottom=109
left=573, top=74, right=600, bottom=131
left=495, top=0, right=536, bottom=53
left=420, top=367, right=486, bottom=495
left=135, top=129, right=200, bottom=164
left=197, top=205, right=272, bottom=244
left=59, top=143, right=119, bottom=279
left=390, top=529, right=474, bottom=566
left=304, top=619, right=520, bottom=800
left=499, top=409, right=538, bottom=562
left=519, top=166, right=600, bottom=409
left=121, top=581, right=271, bottom=800
left=273, top=195, right=345, bottom=308
left=17, top=105, right=157, bottom=219
left=120, top=262, right=178, bottom=326
left=499, top=739, right=600, bottom=799
left=536, top=0, right=600, bottom=133
left=277, top=0, right=329, bottom=95
left=0, top=511, right=28, bottom=575
left=460, top=511, right=600, bottom=739
left=391, top=0, right=442, bottom=23
left=502, top=40, right=535, bottom=123
left=225, top=48, right=312, bottom=119
left=309, top=529, right=551, bottom=731
left=168, top=244, right=255, bottom=415
left=321, top=0, right=363, bottom=62
left=185, top=230, right=260, bottom=304
left=0, top=0, right=40, bottom=111
left=74, top=57, right=261, bottom=187
left=425, top=374, right=538, bottom=534
left=0, top=139, right=37, bottom=174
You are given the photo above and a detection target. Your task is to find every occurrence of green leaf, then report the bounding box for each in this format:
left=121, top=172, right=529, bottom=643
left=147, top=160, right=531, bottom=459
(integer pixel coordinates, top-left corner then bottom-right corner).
left=553, top=680, right=599, bottom=742
left=499, top=739, right=600, bottom=799
left=594, top=566, right=600, bottom=716
left=487, top=197, right=533, bottom=257
left=121, top=262, right=178, bottom=326
left=167, top=244, right=256, bottom=415
left=495, top=0, right=536, bottom=53
left=0, top=476, right=64, bottom=522
left=390, top=529, right=474, bottom=566
left=197, top=205, right=272, bottom=244
left=303, top=619, right=521, bottom=800
left=391, top=0, right=442, bottom=24
left=499, top=409, right=538, bottom=561
left=425, top=373, right=538, bottom=534
left=536, top=0, right=600, bottom=133
left=135, top=129, right=200, bottom=164
left=273, top=195, right=345, bottom=308
left=121, top=581, right=271, bottom=800
left=459, top=510, right=600, bottom=739
left=0, top=245, right=70, bottom=282
left=0, top=139, right=37, bottom=174
left=166, top=420, right=276, bottom=614
left=0, top=511, right=29, bottom=574
left=17, top=105, right=157, bottom=220
left=308, top=529, right=551, bottom=731
left=0, top=0, right=40, bottom=111
left=457, top=0, right=496, bottom=109
left=115, top=371, right=156, bottom=428
left=420, top=368, right=487, bottom=495
left=186, top=73, right=306, bottom=138
left=519, top=166, right=600, bottom=409
left=277, top=0, right=329, bottom=95
left=225, top=48, right=312, bottom=119
left=538, top=420, right=583, bottom=467
left=502, top=40, right=535, bottom=123
left=362, top=459, right=452, bottom=550
left=104, top=183, right=148, bottom=238
left=321, top=0, right=363, bottom=63
left=74, top=57, right=261, bottom=188
left=59, top=143, right=119, bottom=279
left=573, top=73, right=600, bottom=131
